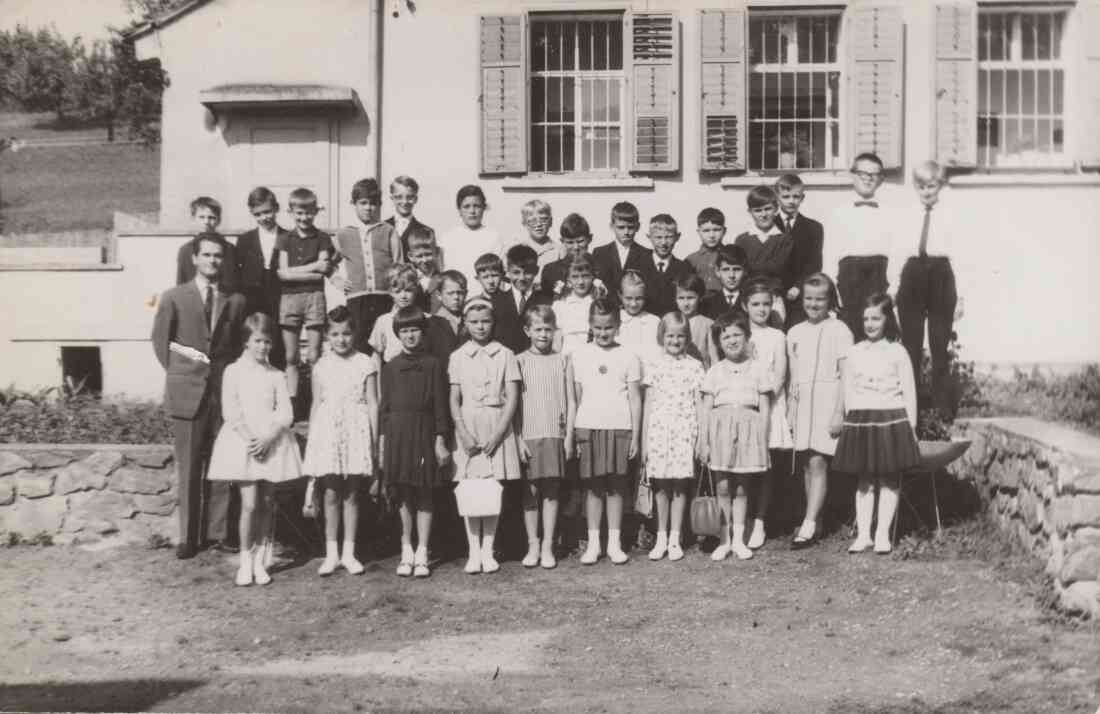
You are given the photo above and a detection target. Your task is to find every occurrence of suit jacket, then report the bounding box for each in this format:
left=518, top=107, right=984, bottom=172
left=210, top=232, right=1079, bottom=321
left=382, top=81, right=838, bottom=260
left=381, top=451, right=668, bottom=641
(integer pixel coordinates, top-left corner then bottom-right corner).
left=234, top=227, right=287, bottom=313
left=176, top=234, right=239, bottom=295
left=637, top=254, right=695, bottom=317
left=699, top=289, right=744, bottom=321
left=778, top=213, right=824, bottom=286
left=151, top=281, right=247, bottom=420
left=540, top=256, right=573, bottom=295
left=386, top=215, right=436, bottom=257
left=591, top=241, right=653, bottom=296
left=487, top=288, right=554, bottom=355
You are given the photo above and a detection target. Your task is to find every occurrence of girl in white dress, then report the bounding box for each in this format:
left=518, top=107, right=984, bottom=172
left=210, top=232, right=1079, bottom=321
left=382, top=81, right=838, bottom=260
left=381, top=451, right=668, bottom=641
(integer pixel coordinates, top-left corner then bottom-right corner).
left=741, top=278, right=794, bottom=549
left=302, top=306, right=379, bottom=576
left=208, top=313, right=302, bottom=586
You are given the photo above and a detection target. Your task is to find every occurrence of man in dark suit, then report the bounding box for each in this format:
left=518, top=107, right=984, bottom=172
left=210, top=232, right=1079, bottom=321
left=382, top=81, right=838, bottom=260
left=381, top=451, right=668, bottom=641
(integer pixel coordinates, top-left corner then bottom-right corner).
left=637, top=213, right=696, bottom=317
left=152, top=235, right=247, bottom=559
left=775, top=174, right=824, bottom=327
left=591, top=202, right=651, bottom=300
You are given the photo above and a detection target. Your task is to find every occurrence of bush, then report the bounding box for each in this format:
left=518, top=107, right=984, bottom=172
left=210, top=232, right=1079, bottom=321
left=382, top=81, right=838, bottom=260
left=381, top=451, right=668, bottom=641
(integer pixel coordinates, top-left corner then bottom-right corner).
left=0, top=390, right=172, bottom=444
left=963, top=364, right=1100, bottom=437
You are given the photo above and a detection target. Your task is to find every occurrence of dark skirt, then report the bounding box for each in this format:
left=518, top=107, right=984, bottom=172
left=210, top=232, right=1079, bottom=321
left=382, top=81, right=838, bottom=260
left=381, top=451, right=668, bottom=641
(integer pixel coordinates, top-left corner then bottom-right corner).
left=832, top=408, right=920, bottom=475
left=525, top=437, right=566, bottom=480
left=575, top=428, right=631, bottom=480
left=381, top=411, right=443, bottom=487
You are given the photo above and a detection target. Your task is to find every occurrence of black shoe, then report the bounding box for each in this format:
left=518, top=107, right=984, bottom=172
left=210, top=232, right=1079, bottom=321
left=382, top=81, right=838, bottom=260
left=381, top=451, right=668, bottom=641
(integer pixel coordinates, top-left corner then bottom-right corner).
left=209, top=540, right=239, bottom=554
left=175, top=544, right=197, bottom=560
left=790, top=534, right=818, bottom=551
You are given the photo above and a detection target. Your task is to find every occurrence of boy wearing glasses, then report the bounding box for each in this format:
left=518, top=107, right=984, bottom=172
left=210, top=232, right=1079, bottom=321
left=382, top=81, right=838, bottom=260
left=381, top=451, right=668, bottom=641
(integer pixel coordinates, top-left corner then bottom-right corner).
left=331, top=178, right=404, bottom=352
left=502, top=199, right=561, bottom=282
left=824, top=152, right=901, bottom=338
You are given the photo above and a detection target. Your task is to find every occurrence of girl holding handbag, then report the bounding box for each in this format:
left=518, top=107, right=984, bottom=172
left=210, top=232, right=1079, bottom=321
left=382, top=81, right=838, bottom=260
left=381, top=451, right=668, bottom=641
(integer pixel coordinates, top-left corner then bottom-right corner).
left=641, top=312, right=705, bottom=562
left=449, top=297, right=522, bottom=574
left=698, top=312, right=772, bottom=562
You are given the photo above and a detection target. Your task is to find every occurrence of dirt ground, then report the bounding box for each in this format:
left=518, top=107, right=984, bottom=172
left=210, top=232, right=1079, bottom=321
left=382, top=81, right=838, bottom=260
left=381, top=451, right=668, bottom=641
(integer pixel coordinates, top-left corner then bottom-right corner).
left=1, top=515, right=1098, bottom=714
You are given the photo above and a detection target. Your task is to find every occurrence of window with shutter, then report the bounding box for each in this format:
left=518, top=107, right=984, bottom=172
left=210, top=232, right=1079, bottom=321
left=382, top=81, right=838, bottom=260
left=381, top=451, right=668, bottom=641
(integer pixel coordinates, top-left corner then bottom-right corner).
left=699, top=9, right=747, bottom=171
left=935, top=2, right=978, bottom=167
left=627, top=11, right=679, bottom=172
left=480, top=15, right=527, bottom=174
left=976, top=6, right=1069, bottom=168
left=847, top=4, right=903, bottom=168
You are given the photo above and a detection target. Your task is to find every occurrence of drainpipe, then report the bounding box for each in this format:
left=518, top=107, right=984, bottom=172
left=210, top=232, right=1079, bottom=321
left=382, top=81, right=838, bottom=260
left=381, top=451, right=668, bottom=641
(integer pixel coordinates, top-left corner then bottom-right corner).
left=367, top=0, right=384, bottom=181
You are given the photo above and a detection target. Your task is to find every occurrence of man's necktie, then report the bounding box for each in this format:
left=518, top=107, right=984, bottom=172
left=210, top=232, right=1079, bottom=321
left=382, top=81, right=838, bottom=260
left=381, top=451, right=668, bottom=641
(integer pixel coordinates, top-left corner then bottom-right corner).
left=854, top=200, right=879, bottom=208
left=657, top=260, right=667, bottom=274
left=918, top=205, right=932, bottom=257
left=203, top=285, right=214, bottom=331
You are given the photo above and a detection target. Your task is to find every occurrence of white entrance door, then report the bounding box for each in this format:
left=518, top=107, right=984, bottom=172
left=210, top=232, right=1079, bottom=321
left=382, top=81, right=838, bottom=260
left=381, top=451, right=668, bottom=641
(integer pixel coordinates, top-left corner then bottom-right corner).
left=226, top=116, right=338, bottom=229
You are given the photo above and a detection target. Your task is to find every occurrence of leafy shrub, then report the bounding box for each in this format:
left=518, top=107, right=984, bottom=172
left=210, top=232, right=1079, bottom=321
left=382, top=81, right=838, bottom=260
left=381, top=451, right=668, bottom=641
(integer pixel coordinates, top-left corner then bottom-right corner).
left=0, top=391, right=172, bottom=444
left=963, top=364, right=1100, bottom=437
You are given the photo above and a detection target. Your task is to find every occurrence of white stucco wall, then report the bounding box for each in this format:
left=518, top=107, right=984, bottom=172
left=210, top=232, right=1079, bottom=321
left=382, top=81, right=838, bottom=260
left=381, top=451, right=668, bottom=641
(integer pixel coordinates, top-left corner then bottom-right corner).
left=135, top=0, right=378, bottom=230
left=377, top=0, right=1099, bottom=364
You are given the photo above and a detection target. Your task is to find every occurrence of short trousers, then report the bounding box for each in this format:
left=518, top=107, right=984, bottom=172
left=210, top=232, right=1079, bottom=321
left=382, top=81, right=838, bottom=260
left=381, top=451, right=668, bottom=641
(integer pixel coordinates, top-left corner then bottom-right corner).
left=280, top=290, right=326, bottom=328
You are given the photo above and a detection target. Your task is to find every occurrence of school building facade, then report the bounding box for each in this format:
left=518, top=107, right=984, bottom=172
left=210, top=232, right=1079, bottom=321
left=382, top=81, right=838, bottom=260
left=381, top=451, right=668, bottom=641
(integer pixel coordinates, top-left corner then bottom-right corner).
left=1, top=0, right=1097, bottom=398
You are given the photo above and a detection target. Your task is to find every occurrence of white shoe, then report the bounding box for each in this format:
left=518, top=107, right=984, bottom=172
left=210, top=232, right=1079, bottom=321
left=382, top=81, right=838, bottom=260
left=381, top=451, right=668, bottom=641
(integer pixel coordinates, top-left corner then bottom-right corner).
left=667, top=543, right=684, bottom=561
left=481, top=547, right=500, bottom=574
left=464, top=553, right=482, bottom=574
left=607, top=545, right=629, bottom=565
left=396, top=560, right=413, bottom=577
left=413, top=550, right=430, bottom=578
left=252, top=557, right=272, bottom=586
left=711, top=544, right=731, bottom=561
left=522, top=543, right=540, bottom=568
left=579, top=543, right=601, bottom=565
left=235, top=558, right=253, bottom=586
left=873, top=537, right=892, bottom=554
left=747, top=521, right=766, bottom=550
left=318, top=555, right=339, bottom=576
left=649, top=533, right=668, bottom=561
left=540, top=550, right=557, bottom=569
left=732, top=541, right=754, bottom=561
left=848, top=537, right=873, bottom=554
left=341, top=556, right=365, bottom=575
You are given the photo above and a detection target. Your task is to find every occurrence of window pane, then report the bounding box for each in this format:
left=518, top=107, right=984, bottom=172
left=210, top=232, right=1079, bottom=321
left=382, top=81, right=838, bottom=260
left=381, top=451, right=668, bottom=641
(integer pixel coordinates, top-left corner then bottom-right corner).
left=608, top=78, right=621, bottom=122
left=531, top=125, right=545, bottom=171
left=547, top=22, right=562, bottom=71
left=987, top=14, right=1007, bottom=61
left=1051, top=13, right=1063, bottom=60
left=1004, top=118, right=1019, bottom=156
left=1021, top=70, right=1035, bottom=115
left=749, top=73, right=764, bottom=120
left=562, top=21, right=575, bottom=70
left=1021, top=13, right=1035, bottom=61
left=764, top=72, right=778, bottom=120
left=1035, top=13, right=1050, bottom=61
left=988, top=69, right=1004, bottom=115
left=578, top=21, right=591, bottom=70
left=531, top=23, right=546, bottom=72
left=1005, top=70, right=1019, bottom=115
left=593, top=21, right=608, bottom=71
left=1036, top=118, right=1051, bottom=153
left=609, top=21, right=623, bottom=70
left=1036, top=70, right=1049, bottom=114
left=827, top=71, right=839, bottom=119
left=978, top=69, right=988, bottom=114
left=797, top=18, right=810, bottom=64
left=978, top=14, right=989, bottom=61
left=1053, top=119, right=1063, bottom=153
left=608, top=126, right=621, bottom=168
left=532, top=77, right=547, bottom=121
left=1053, top=70, right=1063, bottom=114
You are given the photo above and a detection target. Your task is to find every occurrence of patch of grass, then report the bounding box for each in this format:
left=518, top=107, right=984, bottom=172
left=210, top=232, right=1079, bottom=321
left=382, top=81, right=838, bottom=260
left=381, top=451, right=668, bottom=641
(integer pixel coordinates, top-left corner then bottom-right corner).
left=1, top=143, right=159, bottom=234
left=0, top=112, right=115, bottom=142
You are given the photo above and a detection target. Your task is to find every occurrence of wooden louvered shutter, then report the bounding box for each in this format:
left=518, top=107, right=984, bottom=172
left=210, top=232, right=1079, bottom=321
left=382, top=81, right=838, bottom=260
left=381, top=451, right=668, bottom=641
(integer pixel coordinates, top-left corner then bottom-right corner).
left=479, top=15, right=527, bottom=174
left=626, top=11, right=680, bottom=172
left=699, top=8, right=746, bottom=172
left=1080, top=1, right=1100, bottom=168
left=934, top=2, right=978, bottom=167
left=846, top=4, right=904, bottom=168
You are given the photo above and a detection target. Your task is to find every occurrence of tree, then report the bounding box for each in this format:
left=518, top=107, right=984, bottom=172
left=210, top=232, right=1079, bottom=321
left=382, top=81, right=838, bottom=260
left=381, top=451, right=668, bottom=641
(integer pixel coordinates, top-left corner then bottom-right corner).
left=0, top=26, right=80, bottom=121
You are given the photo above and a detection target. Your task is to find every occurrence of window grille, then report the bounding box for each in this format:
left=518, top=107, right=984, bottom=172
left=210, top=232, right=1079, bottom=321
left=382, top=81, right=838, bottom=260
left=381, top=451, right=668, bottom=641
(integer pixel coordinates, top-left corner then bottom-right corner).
left=977, top=8, right=1067, bottom=167
left=747, top=12, right=842, bottom=171
left=530, top=14, right=625, bottom=173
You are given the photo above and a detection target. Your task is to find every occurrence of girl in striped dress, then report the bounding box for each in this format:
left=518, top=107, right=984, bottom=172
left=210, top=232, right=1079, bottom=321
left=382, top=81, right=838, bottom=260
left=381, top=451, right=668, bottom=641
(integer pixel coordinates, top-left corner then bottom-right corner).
left=831, top=293, right=919, bottom=554
left=516, top=305, right=576, bottom=569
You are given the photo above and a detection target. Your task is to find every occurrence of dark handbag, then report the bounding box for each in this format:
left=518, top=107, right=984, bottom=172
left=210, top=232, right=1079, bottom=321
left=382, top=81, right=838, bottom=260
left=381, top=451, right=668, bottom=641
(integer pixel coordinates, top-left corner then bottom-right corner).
left=690, top=466, right=722, bottom=537
left=634, top=463, right=653, bottom=518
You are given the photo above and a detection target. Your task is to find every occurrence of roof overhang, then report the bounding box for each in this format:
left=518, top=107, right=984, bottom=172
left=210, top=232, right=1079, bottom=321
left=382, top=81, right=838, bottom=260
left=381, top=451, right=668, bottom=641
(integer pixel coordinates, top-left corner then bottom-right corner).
left=199, top=84, right=359, bottom=112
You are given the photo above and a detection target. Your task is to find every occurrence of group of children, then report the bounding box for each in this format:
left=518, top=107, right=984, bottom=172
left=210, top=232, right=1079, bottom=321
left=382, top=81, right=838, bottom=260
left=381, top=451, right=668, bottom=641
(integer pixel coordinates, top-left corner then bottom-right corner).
left=194, top=153, right=942, bottom=586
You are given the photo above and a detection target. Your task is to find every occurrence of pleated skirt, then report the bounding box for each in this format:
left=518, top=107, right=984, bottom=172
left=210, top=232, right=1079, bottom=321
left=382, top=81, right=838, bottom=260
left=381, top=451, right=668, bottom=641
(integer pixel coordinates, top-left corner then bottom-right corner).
left=707, top=404, right=769, bottom=474
left=832, top=408, right=920, bottom=475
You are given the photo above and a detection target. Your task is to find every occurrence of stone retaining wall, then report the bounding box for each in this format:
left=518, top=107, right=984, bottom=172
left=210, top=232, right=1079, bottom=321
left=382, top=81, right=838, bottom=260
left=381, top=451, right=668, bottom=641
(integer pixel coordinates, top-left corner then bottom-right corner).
left=954, top=418, right=1100, bottom=618
left=0, top=445, right=176, bottom=546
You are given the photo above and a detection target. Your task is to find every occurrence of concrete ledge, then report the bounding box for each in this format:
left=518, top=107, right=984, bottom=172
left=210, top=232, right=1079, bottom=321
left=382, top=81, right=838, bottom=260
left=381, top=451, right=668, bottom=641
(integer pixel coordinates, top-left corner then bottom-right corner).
left=949, top=173, right=1100, bottom=187
left=501, top=176, right=655, bottom=190
left=954, top=418, right=1100, bottom=618
left=0, top=263, right=123, bottom=272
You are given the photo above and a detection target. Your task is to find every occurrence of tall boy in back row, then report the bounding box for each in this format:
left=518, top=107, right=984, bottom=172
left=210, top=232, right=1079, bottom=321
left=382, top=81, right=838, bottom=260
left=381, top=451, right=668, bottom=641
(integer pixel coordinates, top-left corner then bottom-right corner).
left=773, top=174, right=823, bottom=327
left=234, top=187, right=288, bottom=367
left=592, top=202, right=651, bottom=297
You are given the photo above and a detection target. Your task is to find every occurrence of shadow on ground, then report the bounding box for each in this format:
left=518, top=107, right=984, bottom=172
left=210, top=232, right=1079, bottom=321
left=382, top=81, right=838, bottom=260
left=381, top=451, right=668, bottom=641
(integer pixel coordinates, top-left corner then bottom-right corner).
left=0, top=678, right=205, bottom=713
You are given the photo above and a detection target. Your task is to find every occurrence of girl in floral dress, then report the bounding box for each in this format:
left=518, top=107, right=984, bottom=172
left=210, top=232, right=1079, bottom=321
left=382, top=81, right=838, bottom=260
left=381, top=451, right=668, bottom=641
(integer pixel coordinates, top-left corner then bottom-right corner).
left=641, top=312, right=704, bottom=562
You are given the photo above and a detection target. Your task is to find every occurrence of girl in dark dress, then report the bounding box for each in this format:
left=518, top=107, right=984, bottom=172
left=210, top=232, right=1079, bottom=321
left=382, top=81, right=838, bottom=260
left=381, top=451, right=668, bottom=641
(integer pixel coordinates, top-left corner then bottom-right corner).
left=379, top=306, right=450, bottom=578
